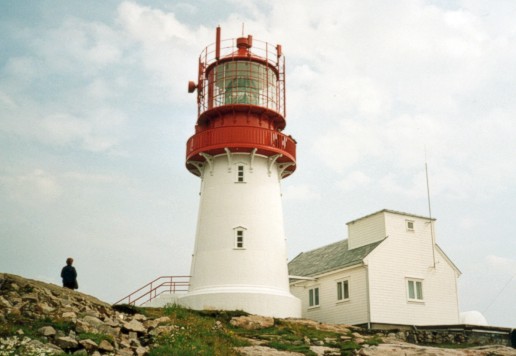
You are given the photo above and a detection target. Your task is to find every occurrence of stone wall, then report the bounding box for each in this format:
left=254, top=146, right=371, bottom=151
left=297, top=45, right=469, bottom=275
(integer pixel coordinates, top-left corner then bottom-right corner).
left=367, top=323, right=513, bottom=348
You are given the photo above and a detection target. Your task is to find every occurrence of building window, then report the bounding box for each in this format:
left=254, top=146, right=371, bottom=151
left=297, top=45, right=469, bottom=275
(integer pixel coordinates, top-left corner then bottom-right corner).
left=406, top=220, right=415, bottom=231
left=236, top=165, right=245, bottom=182
left=309, top=287, right=319, bottom=307
left=337, top=280, right=349, bottom=301
left=234, top=227, right=246, bottom=249
left=407, top=279, right=424, bottom=301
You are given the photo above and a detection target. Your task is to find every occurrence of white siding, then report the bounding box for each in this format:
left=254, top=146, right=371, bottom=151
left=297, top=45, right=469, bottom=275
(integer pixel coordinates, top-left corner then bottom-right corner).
left=290, top=266, right=370, bottom=325
left=348, top=212, right=386, bottom=250
left=181, top=153, right=301, bottom=318
left=366, top=211, right=460, bottom=325
left=291, top=210, right=460, bottom=326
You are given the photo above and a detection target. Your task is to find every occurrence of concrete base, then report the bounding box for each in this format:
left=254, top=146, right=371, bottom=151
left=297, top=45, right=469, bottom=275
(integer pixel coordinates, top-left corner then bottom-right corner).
left=178, top=286, right=301, bottom=318
left=142, top=293, right=182, bottom=308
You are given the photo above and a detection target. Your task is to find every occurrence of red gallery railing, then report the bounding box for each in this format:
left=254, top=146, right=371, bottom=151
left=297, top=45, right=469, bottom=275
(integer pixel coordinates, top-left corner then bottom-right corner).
left=186, top=126, right=296, bottom=163
left=113, top=276, right=190, bottom=306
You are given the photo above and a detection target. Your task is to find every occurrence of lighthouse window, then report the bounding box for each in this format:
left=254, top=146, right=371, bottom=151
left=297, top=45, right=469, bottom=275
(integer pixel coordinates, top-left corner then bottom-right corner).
left=235, top=229, right=245, bottom=249
left=236, top=165, right=245, bottom=182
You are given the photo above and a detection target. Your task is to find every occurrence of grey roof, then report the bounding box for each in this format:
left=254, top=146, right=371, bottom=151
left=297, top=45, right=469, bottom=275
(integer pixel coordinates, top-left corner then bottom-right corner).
left=288, top=239, right=384, bottom=278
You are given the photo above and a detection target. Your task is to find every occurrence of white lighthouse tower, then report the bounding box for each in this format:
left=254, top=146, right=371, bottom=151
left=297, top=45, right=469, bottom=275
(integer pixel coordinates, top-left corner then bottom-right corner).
left=179, top=27, right=301, bottom=318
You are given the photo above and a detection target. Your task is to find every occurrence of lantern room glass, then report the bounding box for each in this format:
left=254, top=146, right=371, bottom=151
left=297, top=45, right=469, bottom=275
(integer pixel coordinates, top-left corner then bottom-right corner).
left=213, top=61, right=277, bottom=109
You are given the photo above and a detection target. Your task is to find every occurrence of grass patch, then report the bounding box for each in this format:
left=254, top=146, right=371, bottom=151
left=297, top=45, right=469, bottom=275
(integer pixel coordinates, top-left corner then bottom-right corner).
left=340, top=340, right=361, bottom=356
left=0, top=315, right=74, bottom=340
left=148, top=305, right=249, bottom=356
left=78, top=332, right=114, bottom=345
left=266, top=340, right=316, bottom=355
left=365, top=335, right=383, bottom=346
left=234, top=319, right=340, bottom=343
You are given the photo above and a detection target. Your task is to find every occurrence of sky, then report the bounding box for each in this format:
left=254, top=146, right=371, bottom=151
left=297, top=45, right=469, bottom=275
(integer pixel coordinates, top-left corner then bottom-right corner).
left=0, top=0, right=515, bottom=327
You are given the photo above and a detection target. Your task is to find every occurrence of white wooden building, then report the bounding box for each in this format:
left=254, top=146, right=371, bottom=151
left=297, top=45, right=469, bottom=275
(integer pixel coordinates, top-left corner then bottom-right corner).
left=288, top=209, right=461, bottom=327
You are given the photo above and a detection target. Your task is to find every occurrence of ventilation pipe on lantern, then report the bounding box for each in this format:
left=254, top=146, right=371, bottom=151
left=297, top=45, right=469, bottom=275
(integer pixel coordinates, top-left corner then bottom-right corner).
left=215, top=26, right=221, bottom=60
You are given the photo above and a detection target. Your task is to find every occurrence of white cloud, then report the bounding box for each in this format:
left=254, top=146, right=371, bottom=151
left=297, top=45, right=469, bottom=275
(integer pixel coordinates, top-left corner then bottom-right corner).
left=302, top=0, right=516, bottom=202
left=485, top=255, right=516, bottom=274
left=3, top=57, right=38, bottom=84
left=283, top=184, right=320, bottom=201
left=337, top=171, right=372, bottom=192
left=1, top=169, right=62, bottom=203
left=34, top=18, right=124, bottom=72
left=36, top=109, right=126, bottom=153
left=0, top=90, right=16, bottom=108
left=115, top=1, right=207, bottom=101
left=40, top=113, right=90, bottom=146
left=63, top=172, right=117, bottom=184
left=117, top=1, right=192, bottom=43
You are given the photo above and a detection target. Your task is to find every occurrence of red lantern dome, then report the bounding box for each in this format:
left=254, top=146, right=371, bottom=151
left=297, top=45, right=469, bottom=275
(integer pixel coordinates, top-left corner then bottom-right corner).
left=186, top=27, right=296, bottom=178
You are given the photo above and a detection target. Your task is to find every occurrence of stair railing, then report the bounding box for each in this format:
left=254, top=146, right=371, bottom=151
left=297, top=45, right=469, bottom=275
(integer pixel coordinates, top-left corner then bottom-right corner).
left=114, top=275, right=190, bottom=306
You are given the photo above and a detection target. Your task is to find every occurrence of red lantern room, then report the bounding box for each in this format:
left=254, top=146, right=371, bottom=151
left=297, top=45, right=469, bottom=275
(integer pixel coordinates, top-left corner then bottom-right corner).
left=186, top=27, right=296, bottom=178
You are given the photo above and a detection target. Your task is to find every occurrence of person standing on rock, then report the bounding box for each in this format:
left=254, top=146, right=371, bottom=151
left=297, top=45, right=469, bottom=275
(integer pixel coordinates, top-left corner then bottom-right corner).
left=61, top=257, right=78, bottom=290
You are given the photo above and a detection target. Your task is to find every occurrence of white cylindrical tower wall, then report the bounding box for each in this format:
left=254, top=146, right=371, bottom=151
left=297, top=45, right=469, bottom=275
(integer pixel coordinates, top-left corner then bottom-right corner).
left=180, top=152, right=300, bottom=317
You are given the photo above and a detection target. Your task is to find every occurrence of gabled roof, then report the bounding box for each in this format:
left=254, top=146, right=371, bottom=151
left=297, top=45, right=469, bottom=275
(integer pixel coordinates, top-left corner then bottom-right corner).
left=346, top=209, right=436, bottom=225
left=288, top=238, right=384, bottom=278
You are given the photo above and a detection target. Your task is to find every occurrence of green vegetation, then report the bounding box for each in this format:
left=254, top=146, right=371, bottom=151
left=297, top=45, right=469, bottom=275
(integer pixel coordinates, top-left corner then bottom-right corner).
left=148, top=304, right=249, bottom=356
left=364, top=334, right=382, bottom=346
left=266, top=340, right=315, bottom=355
left=340, top=340, right=361, bottom=356
left=0, top=315, right=74, bottom=340
left=77, top=332, right=114, bottom=345
left=231, top=319, right=345, bottom=355
left=0, top=301, right=379, bottom=355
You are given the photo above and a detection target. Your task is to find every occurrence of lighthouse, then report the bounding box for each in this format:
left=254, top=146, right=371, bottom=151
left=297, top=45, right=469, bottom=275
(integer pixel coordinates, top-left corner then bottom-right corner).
left=179, top=27, right=301, bottom=318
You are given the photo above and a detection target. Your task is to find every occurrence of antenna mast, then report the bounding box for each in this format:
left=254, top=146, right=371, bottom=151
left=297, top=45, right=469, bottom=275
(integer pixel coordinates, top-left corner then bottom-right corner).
left=425, top=151, right=436, bottom=268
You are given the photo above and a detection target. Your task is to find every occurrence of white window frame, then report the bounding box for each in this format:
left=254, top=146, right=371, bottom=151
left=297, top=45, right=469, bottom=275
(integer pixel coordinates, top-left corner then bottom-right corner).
left=308, top=287, right=320, bottom=308
left=336, top=279, right=350, bottom=301
left=406, top=219, right=415, bottom=232
left=233, top=227, right=247, bottom=249
left=406, top=278, right=424, bottom=302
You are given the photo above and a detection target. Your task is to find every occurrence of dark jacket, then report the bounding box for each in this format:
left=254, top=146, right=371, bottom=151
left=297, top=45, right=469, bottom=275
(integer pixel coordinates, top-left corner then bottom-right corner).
left=61, top=265, right=78, bottom=289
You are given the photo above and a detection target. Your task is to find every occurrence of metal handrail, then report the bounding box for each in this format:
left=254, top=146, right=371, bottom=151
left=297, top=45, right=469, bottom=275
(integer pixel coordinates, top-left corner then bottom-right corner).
left=113, top=275, right=190, bottom=306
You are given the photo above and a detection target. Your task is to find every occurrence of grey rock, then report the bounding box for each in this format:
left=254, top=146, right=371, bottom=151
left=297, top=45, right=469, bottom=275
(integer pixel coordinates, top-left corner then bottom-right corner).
left=79, top=338, right=98, bottom=351
left=98, top=339, right=115, bottom=352
left=230, top=315, right=275, bottom=330
left=55, top=336, right=79, bottom=349
left=123, top=319, right=146, bottom=333
left=83, top=315, right=104, bottom=328
left=38, top=325, right=57, bottom=337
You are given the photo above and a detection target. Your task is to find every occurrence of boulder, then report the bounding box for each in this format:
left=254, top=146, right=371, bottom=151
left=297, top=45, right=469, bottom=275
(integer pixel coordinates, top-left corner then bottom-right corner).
left=98, top=339, right=114, bottom=352
left=55, top=336, right=79, bottom=349
left=79, top=339, right=98, bottom=352
left=123, top=319, right=146, bottom=333
left=230, top=315, right=274, bottom=330
left=38, top=325, right=57, bottom=337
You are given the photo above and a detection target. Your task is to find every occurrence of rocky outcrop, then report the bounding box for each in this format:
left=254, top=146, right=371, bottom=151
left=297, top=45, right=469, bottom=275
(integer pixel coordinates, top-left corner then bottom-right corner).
left=1, top=273, right=515, bottom=356
left=0, top=273, right=158, bottom=355
left=230, top=315, right=275, bottom=330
